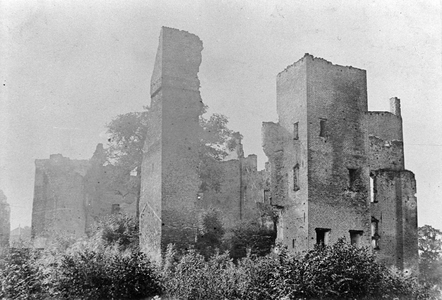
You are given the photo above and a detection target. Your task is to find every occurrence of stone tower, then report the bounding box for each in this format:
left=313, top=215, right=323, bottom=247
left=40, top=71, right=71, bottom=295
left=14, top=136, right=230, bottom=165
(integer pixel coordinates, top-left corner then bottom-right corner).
left=263, top=54, right=418, bottom=274
left=139, top=27, right=204, bottom=262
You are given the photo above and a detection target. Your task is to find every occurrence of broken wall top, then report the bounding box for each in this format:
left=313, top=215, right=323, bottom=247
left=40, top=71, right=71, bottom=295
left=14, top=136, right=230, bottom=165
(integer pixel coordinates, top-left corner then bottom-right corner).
left=151, top=27, right=203, bottom=97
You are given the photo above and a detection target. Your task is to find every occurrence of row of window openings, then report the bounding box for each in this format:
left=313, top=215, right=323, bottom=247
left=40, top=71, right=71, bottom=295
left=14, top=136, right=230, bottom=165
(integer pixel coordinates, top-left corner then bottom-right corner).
left=291, top=166, right=377, bottom=202
left=293, top=119, right=327, bottom=140
left=312, top=221, right=380, bottom=249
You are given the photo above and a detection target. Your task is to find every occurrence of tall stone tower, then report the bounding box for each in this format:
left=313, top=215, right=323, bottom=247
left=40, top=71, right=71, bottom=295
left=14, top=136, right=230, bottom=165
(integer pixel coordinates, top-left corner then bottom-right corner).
left=140, top=27, right=204, bottom=262
left=263, top=54, right=418, bottom=274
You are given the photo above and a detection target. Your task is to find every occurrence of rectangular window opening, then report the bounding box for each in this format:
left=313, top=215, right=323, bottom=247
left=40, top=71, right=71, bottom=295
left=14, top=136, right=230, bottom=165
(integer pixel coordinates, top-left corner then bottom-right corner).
left=315, top=228, right=331, bottom=246
left=370, top=173, right=377, bottom=203
left=350, top=230, right=363, bottom=247
left=292, top=239, right=295, bottom=249
left=319, top=119, right=327, bottom=137
left=348, top=168, right=358, bottom=191
left=371, top=217, right=380, bottom=250
left=293, top=164, right=300, bottom=191
left=293, top=122, right=299, bottom=140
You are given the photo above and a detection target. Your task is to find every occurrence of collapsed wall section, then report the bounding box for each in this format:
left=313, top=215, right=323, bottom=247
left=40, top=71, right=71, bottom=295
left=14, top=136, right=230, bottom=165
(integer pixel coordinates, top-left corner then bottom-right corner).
left=140, top=27, right=204, bottom=262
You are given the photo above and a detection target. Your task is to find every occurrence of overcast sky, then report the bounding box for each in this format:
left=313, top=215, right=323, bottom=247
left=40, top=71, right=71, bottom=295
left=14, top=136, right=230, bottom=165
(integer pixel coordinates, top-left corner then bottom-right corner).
left=1, top=0, right=441, bottom=230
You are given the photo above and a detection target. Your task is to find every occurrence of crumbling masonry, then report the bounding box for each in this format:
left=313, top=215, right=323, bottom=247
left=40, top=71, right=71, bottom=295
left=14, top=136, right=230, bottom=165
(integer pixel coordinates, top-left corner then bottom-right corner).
left=31, top=145, right=137, bottom=248
left=262, top=54, right=418, bottom=274
left=140, top=28, right=418, bottom=273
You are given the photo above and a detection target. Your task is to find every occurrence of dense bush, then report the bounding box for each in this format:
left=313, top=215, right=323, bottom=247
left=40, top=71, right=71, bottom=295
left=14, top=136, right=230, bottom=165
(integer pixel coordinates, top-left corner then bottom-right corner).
left=162, top=239, right=428, bottom=300
left=0, top=249, right=46, bottom=300
left=52, top=248, right=162, bottom=299
left=223, top=221, right=276, bottom=260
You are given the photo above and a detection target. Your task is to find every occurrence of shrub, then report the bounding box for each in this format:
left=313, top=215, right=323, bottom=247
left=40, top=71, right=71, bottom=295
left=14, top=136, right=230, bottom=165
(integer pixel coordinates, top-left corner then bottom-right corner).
left=223, top=221, right=276, bottom=260
left=195, top=209, right=225, bottom=259
left=0, top=249, right=47, bottom=300
left=52, top=248, right=162, bottom=299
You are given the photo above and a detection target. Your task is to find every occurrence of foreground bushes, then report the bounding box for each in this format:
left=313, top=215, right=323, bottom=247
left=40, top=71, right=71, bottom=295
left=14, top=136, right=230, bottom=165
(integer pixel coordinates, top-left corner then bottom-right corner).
left=0, top=214, right=430, bottom=299
left=162, top=239, right=428, bottom=300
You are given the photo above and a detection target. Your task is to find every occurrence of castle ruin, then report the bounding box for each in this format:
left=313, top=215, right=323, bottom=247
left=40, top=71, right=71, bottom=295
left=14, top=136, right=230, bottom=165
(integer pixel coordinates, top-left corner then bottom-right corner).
left=140, top=27, right=418, bottom=273
left=30, top=27, right=418, bottom=274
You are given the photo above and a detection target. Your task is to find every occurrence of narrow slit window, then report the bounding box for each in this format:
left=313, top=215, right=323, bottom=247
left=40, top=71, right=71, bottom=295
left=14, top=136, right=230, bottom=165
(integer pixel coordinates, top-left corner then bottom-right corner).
left=319, top=119, right=327, bottom=137
left=348, top=168, right=358, bottom=191
left=371, top=217, right=380, bottom=250
left=349, top=230, right=363, bottom=247
left=292, top=239, right=295, bottom=249
left=293, top=122, right=299, bottom=140
left=370, top=174, right=377, bottom=203
left=293, top=164, right=300, bottom=191
left=315, top=228, right=331, bottom=246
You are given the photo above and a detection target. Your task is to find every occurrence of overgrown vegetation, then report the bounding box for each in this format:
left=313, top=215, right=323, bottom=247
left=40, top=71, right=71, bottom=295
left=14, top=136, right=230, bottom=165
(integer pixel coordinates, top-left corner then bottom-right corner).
left=0, top=215, right=433, bottom=300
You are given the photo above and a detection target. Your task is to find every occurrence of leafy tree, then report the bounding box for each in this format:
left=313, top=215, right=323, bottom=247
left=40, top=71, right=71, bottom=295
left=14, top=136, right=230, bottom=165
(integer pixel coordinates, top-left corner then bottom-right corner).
left=105, top=106, right=239, bottom=197
left=195, top=209, right=225, bottom=259
left=418, top=225, right=442, bottom=296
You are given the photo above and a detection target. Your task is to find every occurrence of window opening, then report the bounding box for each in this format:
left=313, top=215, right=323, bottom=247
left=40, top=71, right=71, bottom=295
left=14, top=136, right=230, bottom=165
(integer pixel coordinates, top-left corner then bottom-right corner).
left=292, top=239, right=295, bottom=249
left=197, top=192, right=203, bottom=202
left=293, top=122, right=299, bottom=140
left=293, top=164, right=300, bottom=191
left=264, top=190, right=271, bottom=204
left=315, top=228, right=331, bottom=246
left=319, top=119, right=327, bottom=137
left=349, top=230, right=363, bottom=247
left=348, top=168, right=358, bottom=191
left=111, top=204, right=120, bottom=214
left=371, top=217, right=380, bottom=250
left=370, top=173, right=377, bottom=203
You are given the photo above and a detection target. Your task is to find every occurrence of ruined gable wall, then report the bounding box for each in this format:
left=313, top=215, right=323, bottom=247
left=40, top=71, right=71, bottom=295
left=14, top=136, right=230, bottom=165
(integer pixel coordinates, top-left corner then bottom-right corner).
left=305, top=55, right=371, bottom=249
left=140, top=27, right=203, bottom=261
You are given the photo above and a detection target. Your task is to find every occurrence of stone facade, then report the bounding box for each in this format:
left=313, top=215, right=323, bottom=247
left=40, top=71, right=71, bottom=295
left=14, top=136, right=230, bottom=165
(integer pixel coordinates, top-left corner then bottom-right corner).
left=139, top=27, right=205, bottom=262
left=262, top=54, right=418, bottom=274
left=0, top=190, right=11, bottom=252
left=31, top=144, right=137, bottom=248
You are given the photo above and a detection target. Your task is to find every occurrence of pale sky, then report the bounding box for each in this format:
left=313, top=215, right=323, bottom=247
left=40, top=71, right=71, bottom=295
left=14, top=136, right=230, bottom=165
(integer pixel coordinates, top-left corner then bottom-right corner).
left=1, top=0, right=441, bottom=230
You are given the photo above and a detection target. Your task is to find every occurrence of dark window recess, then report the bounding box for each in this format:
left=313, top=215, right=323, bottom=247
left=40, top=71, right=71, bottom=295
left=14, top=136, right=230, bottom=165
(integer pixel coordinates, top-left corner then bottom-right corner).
left=370, top=173, right=377, bottom=203
left=293, top=122, right=299, bottom=140
left=292, top=239, right=295, bottom=249
left=348, top=168, right=358, bottom=191
left=371, top=217, right=380, bottom=250
left=293, top=164, right=300, bottom=191
left=315, top=228, right=331, bottom=246
left=264, top=190, right=271, bottom=204
left=319, top=119, right=327, bottom=137
left=350, top=230, right=363, bottom=247
left=111, top=204, right=120, bottom=214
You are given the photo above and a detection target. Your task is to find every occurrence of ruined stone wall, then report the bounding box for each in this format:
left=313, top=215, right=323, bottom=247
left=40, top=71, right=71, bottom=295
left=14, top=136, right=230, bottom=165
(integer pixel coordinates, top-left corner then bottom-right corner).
left=305, top=55, right=371, bottom=249
left=0, top=190, right=10, bottom=251
left=371, top=170, right=418, bottom=274
left=140, top=27, right=203, bottom=262
left=264, top=55, right=310, bottom=251
left=199, top=154, right=266, bottom=229
left=31, top=146, right=137, bottom=248
left=32, top=154, right=90, bottom=247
